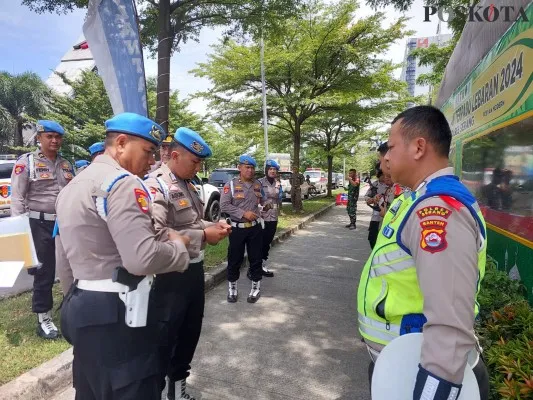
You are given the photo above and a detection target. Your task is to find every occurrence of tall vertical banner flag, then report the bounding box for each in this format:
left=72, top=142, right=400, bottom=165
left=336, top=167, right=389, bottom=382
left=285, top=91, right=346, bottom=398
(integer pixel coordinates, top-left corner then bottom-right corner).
left=83, top=0, right=148, bottom=116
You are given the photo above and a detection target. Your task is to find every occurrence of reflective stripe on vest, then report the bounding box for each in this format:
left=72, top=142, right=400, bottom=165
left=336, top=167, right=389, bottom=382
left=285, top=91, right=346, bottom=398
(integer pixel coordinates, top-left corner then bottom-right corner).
left=358, top=313, right=401, bottom=343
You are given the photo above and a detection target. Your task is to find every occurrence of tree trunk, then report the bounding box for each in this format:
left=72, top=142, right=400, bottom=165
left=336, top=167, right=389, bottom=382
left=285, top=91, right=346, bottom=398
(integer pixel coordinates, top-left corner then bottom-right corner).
left=156, top=0, right=171, bottom=134
left=15, top=119, right=23, bottom=147
left=327, top=153, right=333, bottom=197
left=291, top=123, right=303, bottom=212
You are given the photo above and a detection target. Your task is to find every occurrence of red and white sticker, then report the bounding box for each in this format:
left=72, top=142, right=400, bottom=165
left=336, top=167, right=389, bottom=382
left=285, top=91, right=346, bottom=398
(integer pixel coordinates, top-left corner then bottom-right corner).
left=14, top=164, right=25, bottom=175
left=134, top=188, right=150, bottom=214
left=420, top=219, right=447, bottom=253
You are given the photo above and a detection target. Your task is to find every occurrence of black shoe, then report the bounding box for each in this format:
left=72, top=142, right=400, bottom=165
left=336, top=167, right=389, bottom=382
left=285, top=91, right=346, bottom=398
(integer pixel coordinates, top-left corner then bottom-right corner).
left=37, top=312, right=60, bottom=340
left=349, top=224, right=356, bottom=230
left=227, top=282, right=238, bottom=303
left=345, top=223, right=352, bottom=228
left=262, top=268, right=274, bottom=277
left=247, top=281, right=261, bottom=303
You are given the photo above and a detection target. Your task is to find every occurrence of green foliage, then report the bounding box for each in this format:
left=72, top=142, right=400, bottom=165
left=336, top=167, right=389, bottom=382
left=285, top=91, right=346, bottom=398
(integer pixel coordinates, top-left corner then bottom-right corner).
left=194, top=0, right=413, bottom=208
left=0, top=71, right=50, bottom=147
left=476, top=259, right=533, bottom=400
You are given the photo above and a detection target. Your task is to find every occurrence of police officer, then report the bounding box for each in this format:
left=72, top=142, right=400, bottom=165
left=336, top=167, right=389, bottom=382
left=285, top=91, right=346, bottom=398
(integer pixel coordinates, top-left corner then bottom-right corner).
left=75, top=160, right=90, bottom=172
left=145, top=127, right=231, bottom=400
left=257, top=159, right=282, bottom=277
left=88, top=141, right=105, bottom=161
left=358, top=106, right=489, bottom=399
left=10, top=120, right=74, bottom=340
left=221, top=154, right=265, bottom=303
left=55, top=112, right=192, bottom=400
left=149, top=134, right=172, bottom=173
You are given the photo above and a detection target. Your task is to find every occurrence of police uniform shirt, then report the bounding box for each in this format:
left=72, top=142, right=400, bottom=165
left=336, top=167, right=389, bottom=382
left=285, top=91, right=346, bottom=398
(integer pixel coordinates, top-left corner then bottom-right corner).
left=146, top=162, right=213, bottom=259
left=10, top=150, right=74, bottom=215
left=369, top=167, right=483, bottom=385
left=55, top=154, right=190, bottom=287
left=364, top=181, right=391, bottom=222
left=259, top=176, right=281, bottom=222
left=220, top=177, right=263, bottom=222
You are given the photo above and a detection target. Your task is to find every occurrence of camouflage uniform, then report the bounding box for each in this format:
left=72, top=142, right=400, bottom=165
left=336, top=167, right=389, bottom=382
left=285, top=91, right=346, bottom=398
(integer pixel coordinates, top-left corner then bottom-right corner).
left=347, top=179, right=360, bottom=226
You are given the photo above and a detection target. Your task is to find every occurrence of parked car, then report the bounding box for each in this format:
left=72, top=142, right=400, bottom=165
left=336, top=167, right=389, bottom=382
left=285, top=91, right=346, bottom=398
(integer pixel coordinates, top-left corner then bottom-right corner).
left=208, top=168, right=240, bottom=192
left=279, top=171, right=310, bottom=201
left=304, top=168, right=327, bottom=193
left=191, top=175, right=221, bottom=222
left=0, top=160, right=14, bottom=217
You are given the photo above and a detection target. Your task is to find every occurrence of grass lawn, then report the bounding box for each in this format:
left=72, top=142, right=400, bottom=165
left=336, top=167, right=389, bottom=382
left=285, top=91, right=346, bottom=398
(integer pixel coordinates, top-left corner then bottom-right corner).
left=0, top=191, right=339, bottom=384
left=0, top=285, right=70, bottom=385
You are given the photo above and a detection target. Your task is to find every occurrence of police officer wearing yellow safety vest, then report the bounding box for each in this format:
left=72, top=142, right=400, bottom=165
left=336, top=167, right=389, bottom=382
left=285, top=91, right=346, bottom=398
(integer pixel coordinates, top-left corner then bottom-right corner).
left=257, top=159, right=283, bottom=277
left=358, top=106, right=489, bottom=400
left=55, top=113, right=191, bottom=400
left=145, top=127, right=231, bottom=400
left=221, top=154, right=265, bottom=303
left=10, top=120, right=74, bottom=340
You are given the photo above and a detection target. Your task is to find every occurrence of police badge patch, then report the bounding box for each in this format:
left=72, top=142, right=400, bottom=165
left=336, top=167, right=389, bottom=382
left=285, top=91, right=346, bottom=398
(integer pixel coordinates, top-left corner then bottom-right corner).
left=134, top=188, right=150, bottom=214
left=150, top=125, right=162, bottom=142
left=420, top=220, right=447, bottom=253
left=190, top=141, right=204, bottom=153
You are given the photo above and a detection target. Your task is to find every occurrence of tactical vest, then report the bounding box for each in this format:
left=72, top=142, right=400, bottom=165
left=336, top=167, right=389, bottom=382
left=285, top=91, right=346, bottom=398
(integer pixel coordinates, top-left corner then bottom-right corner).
left=357, top=175, right=487, bottom=346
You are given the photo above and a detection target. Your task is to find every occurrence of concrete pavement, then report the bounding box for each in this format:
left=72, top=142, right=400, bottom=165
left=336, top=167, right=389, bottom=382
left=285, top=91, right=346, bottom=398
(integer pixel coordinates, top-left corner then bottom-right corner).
left=53, top=200, right=374, bottom=400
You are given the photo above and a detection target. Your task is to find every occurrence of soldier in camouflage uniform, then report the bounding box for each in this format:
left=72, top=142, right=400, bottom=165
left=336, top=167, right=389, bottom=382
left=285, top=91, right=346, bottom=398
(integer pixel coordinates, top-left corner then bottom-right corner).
left=345, top=168, right=360, bottom=230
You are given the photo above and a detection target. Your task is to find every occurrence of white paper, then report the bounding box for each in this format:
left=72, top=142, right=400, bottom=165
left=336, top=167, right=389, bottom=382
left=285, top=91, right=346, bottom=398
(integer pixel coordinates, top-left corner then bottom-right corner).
left=0, top=261, right=25, bottom=288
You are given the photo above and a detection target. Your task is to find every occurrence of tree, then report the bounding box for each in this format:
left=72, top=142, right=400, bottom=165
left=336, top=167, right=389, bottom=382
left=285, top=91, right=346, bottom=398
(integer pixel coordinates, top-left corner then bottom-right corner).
left=0, top=71, right=50, bottom=147
left=23, top=0, right=303, bottom=134
left=193, top=0, right=411, bottom=211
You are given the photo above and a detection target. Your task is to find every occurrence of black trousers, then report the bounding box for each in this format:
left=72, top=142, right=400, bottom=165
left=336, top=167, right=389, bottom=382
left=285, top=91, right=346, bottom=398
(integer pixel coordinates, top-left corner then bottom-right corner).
left=153, top=261, right=205, bottom=387
left=261, top=221, right=278, bottom=261
left=61, top=287, right=160, bottom=400
left=227, top=224, right=263, bottom=282
left=367, top=357, right=489, bottom=400
left=368, top=221, right=380, bottom=249
left=29, top=218, right=56, bottom=313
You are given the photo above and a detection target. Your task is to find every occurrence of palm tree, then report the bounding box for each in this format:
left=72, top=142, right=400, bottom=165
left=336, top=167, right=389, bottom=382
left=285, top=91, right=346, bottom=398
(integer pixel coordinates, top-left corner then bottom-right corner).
left=0, top=71, right=50, bottom=146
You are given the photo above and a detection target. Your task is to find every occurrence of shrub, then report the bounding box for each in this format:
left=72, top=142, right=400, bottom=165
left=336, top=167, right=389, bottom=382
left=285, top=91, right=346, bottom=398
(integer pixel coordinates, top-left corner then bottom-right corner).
left=476, top=261, right=533, bottom=400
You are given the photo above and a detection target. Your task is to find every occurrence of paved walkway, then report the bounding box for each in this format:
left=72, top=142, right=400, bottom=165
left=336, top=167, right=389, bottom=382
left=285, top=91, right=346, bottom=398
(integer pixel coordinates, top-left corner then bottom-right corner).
left=53, top=198, right=374, bottom=400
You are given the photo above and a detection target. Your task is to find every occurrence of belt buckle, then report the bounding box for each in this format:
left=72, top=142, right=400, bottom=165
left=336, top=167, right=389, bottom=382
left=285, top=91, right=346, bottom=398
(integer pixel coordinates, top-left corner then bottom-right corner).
left=244, top=222, right=252, bottom=228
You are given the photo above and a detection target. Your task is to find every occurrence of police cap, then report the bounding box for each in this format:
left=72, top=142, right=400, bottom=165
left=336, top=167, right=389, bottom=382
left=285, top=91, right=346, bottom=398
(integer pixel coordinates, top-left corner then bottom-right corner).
left=75, top=160, right=90, bottom=168
left=265, top=159, right=280, bottom=170
left=238, top=154, right=257, bottom=168
left=173, top=127, right=212, bottom=158
left=88, top=142, right=105, bottom=156
left=36, top=120, right=65, bottom=136
left=104, top=112, right=167, bottom=146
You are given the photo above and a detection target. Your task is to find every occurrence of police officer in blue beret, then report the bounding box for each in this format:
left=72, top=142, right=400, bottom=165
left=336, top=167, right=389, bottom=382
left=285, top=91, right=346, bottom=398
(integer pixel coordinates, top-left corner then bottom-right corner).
left=221, top=154, right=266, bottom=303
left=146, top=127, right=231, bottom=400
left=75, top=160, right=90, bottom=172
left=55, top=112, right=192, bottom=400
left=10, top=120, right=75, bottom=340
left=88, top=141, right=105, bottom=160
left=257, top=159, right=283, bottom=277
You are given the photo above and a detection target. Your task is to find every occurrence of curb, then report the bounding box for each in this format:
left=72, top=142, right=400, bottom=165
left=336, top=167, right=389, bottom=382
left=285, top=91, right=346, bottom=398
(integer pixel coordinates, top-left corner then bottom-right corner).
left=0, top=201, right=335, bottom=399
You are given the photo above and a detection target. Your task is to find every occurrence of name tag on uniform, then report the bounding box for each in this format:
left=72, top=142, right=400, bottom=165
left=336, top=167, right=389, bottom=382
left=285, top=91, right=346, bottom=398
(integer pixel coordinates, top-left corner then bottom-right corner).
left=235, top=193, right=245, bottom=199
left=382, top=225, right=394, bottom=238
left=389, top=200, right=402, bottom=215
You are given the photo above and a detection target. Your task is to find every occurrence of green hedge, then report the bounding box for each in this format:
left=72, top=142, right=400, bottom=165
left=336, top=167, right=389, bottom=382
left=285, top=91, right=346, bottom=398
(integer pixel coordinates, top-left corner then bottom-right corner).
left=477, top=261, right=533, bottom=400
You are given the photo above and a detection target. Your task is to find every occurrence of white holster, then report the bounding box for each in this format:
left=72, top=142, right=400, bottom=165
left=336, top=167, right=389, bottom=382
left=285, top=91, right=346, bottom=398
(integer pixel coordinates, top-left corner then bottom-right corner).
left=118, top=276, right=153, bottom=328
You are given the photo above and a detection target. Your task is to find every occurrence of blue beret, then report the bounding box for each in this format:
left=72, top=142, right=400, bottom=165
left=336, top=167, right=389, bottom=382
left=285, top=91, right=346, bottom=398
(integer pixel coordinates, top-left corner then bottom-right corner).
left=75, top=160, right=90, bottom=168
left=36, top=120, right=65, bottom=135
left=174, top=127, right=212, bottom=158
left=239, top=154, right=257, bottom=168
left=104, top=112, right=167, bottom=146
left=88, top=142, right=105, bottom=156
left=265, top=159, right=280, bottom=170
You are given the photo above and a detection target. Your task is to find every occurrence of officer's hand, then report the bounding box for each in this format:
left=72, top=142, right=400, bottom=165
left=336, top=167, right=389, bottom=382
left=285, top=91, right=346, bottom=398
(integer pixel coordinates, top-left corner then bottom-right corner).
left=243, top=211, right=258, bottom=221
left=217, top=220, right=232, bottom=234
left=263, top=203, right=273, bottom=212
left=204, top=224, right=230, bottom=245
left=168, top=230, right=191, bottom=247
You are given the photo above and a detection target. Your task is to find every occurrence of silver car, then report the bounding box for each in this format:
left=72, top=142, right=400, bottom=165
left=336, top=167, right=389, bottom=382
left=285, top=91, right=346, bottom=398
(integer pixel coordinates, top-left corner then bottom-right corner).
left=279, top=172, right=310, bottom=201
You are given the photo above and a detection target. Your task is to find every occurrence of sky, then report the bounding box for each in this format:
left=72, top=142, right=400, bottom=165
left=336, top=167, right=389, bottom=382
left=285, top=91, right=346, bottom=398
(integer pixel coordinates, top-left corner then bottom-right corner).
left=0, top=0, right=450, bottom=115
